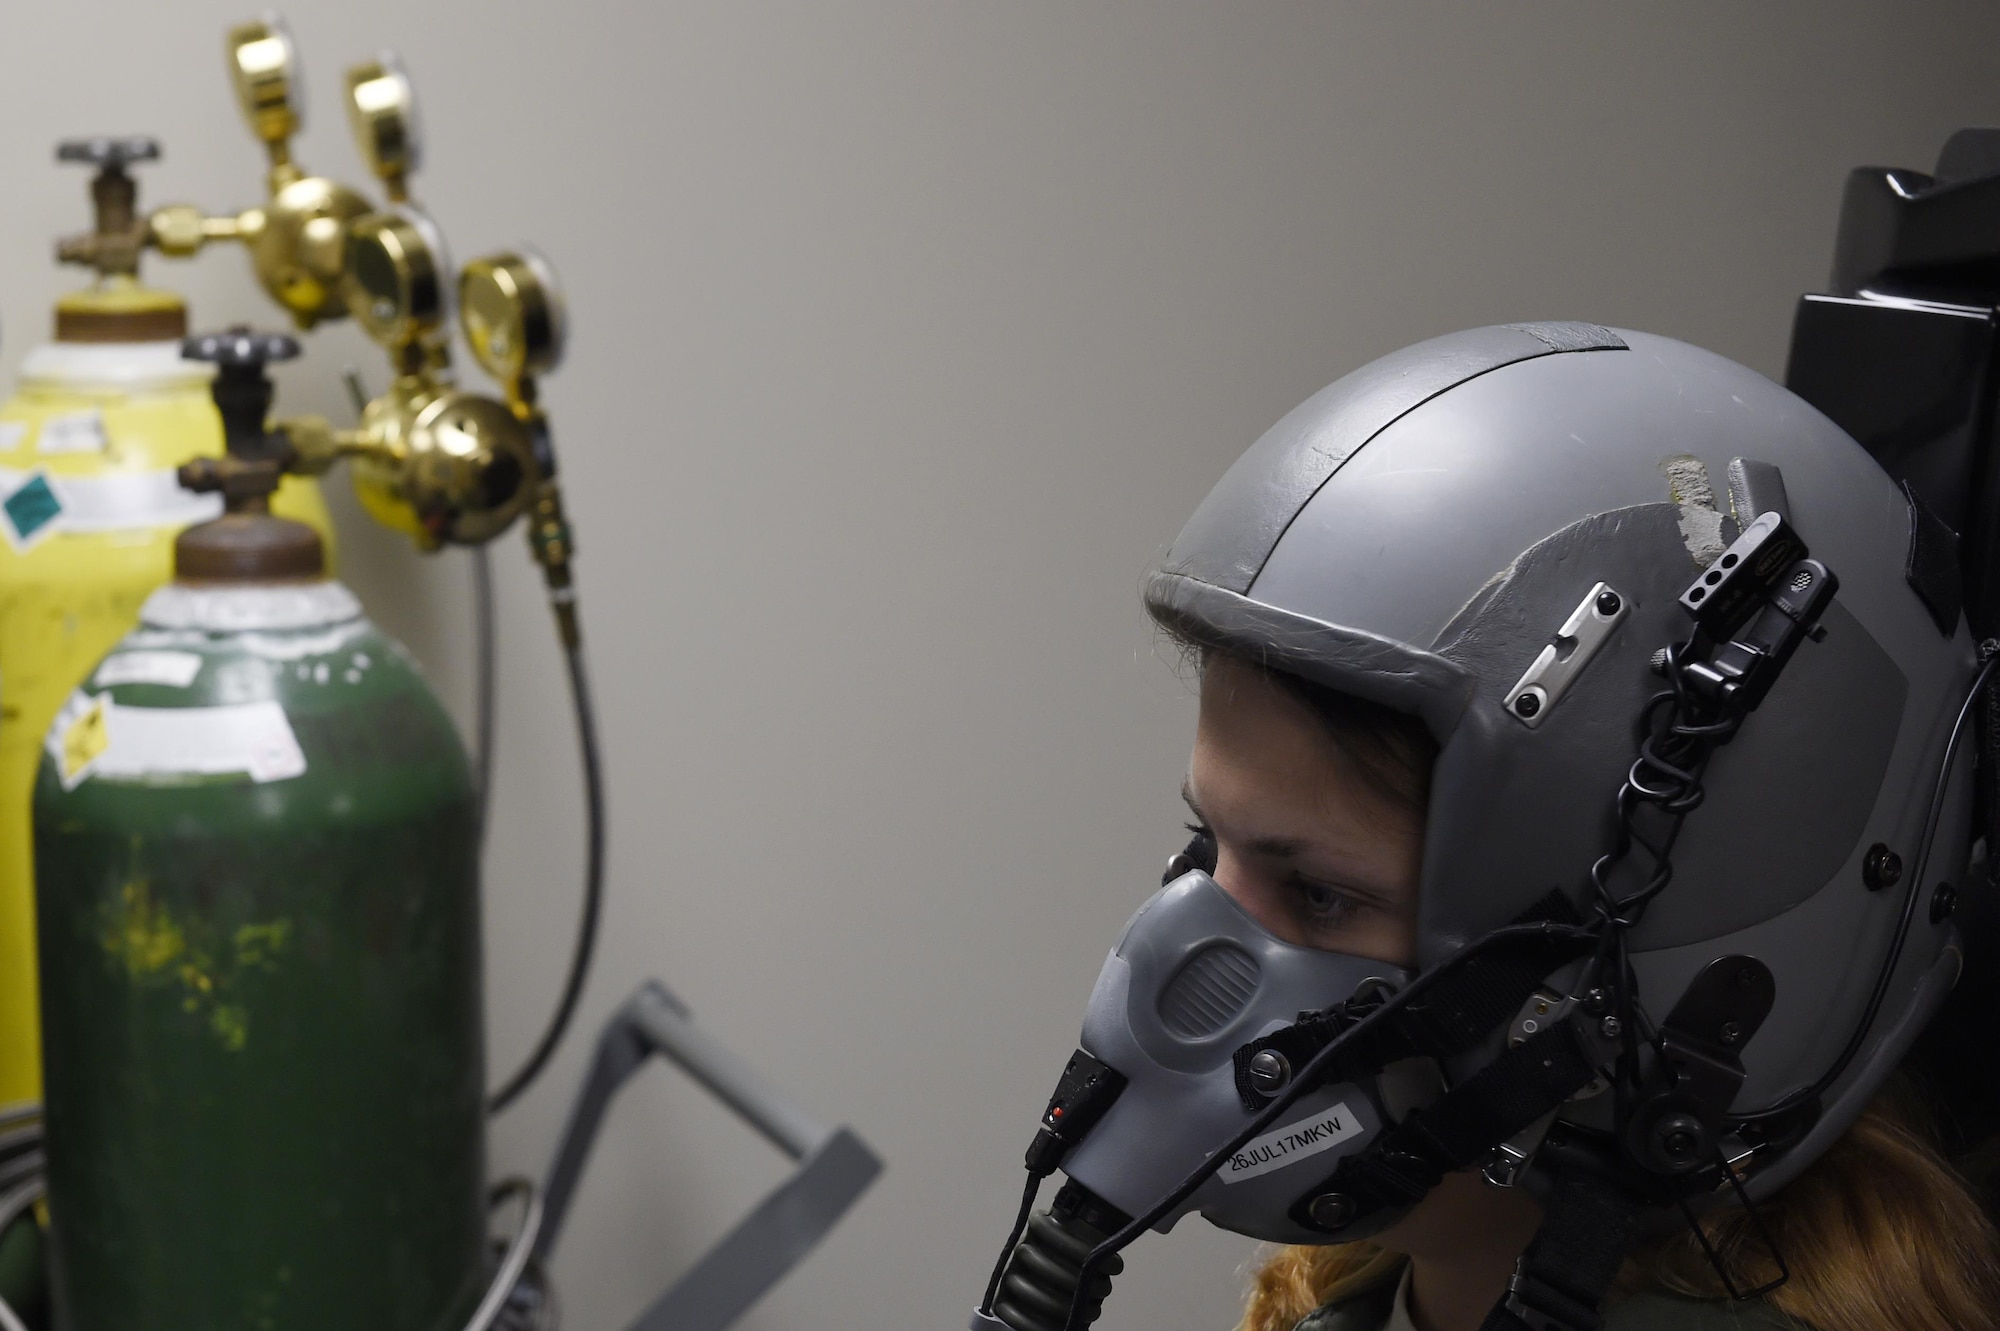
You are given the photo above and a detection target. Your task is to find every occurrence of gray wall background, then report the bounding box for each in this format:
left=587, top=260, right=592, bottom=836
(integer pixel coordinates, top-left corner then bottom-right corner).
left=3, top=4, right=1997, bottom=1328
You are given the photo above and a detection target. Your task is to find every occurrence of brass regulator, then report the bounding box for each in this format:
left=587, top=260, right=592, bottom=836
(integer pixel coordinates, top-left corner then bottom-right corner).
left=60, top=16, right=577, bottom=603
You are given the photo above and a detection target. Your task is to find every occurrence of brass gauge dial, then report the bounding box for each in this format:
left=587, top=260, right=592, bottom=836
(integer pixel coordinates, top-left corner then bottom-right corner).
left=346, top=53, right=422, bottom=202
left=459, top=250, right=567, bottom=391
left=226, top=16, right=304, bottom=165
left=344, top=207, right=450, bottom=352
left=196, top=16, right=372, bottom=327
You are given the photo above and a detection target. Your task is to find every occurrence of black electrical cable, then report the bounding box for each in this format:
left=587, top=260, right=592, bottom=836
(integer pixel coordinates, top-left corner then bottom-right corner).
left=1589, top=640, right=1741, bottom=930
left=0, top=1175, right=41, bottom=1331
left=981, top=1170, right=1046, bottom=1317
left=1580, top=639, right=1744, bottom=1112
left=1732, top=653, right=1998, bottom=1126
left=1055, top=919, right=1597, bottom=1331
left=487, top=635, right=606, bottom=1115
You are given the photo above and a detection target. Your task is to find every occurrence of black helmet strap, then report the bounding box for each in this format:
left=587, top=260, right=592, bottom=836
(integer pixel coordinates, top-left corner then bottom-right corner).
left=1485, top=1135, right=1647, bottom=1331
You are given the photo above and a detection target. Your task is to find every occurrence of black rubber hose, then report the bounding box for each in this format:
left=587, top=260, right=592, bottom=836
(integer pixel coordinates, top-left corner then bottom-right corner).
left=487, top=635, right=606, bottom=1114
left=345, top=358, right=596, bottom=1117
left=991, top=1183, right=1127, bottom=1331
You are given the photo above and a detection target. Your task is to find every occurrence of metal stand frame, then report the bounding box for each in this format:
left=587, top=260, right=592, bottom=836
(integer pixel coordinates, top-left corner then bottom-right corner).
left=538, top=982, right=882, bottom=1331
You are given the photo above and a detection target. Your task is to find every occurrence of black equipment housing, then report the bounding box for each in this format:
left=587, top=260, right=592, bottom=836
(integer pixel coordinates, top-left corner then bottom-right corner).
left=1784, top=126, right=2000, bottom=1184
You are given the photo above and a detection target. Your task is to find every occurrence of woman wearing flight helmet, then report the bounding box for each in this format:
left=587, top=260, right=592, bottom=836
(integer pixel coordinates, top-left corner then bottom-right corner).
left=971, top=323, right=2000, bottom=1331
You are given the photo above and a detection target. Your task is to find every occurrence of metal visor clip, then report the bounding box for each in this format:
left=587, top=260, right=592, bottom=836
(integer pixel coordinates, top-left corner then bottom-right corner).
left=1504, top=582, right=1631, bottom=726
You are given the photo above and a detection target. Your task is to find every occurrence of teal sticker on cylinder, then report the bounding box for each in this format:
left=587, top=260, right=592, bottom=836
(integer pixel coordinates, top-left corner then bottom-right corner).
left=2, top=472, right=64, bottom=551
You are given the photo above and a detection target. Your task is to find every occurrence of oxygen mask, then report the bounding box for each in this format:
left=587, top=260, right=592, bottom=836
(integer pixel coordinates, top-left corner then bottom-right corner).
left=971, top=864, right=1434, bottom=1331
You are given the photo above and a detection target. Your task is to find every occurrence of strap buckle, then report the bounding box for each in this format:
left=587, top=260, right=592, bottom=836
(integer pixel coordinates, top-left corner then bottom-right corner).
left=1503, top=1263, right=1603, bottom=1331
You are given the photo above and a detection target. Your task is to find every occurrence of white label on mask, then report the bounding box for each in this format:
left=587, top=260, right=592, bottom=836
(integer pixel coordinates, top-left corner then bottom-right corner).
left=1219, top=1103, right=1364, bottom=1184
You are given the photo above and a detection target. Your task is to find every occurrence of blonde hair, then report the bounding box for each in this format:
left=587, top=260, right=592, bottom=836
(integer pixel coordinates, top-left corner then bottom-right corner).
left=1237, top=1086, right=2000, bottom=1331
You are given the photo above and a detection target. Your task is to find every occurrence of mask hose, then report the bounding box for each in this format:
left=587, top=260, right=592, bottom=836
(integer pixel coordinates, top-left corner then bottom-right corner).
left=987, top=1183, right=1129, bottom=1331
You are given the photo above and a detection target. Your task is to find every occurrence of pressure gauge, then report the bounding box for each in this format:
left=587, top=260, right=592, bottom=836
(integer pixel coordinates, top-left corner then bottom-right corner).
left=344, top=207, right=451, bottom=350
left=346, top=53, right=422, bottom=201
left=226, top=15, right=304, bottom=149
left=459, top=250, right=567, bottom=386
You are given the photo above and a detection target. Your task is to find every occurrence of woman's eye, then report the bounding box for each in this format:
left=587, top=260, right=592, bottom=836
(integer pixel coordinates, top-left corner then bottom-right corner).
left=1290, top=877, right=1361, bottom=927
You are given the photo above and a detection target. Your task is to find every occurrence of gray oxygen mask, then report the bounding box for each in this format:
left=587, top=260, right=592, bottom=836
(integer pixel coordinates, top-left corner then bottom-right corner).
left=1060, top=869, right=1418, bottom=1244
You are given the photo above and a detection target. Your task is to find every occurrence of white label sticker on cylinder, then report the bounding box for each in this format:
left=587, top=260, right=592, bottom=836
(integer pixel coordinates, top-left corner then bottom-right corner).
left=0, top=466, right=221, bottom=539
left=1218, top=1103, right=1364, bottom=1184
left=47, top=692, right=306, bottom=789
left=37, top=409, right=108, bottom=455
left=94, top=651, right=204, bottom=689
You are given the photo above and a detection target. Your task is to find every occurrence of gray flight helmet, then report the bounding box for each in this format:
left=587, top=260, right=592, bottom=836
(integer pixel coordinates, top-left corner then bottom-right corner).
left=1146, top=323, right=1978, bottom=1198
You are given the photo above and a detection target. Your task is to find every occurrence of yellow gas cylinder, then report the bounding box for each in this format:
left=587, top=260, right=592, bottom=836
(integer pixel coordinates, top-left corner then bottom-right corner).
left=0, top=137, right=335, bottom=1109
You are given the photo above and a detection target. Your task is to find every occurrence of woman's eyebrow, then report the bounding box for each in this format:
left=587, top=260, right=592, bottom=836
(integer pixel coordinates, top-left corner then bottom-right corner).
left=1182, top=779, right=1307, bottom=858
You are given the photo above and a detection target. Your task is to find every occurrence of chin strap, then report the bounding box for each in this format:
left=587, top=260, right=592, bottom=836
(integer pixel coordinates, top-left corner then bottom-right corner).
left=1482, top=1134, right=1646, bottom=1331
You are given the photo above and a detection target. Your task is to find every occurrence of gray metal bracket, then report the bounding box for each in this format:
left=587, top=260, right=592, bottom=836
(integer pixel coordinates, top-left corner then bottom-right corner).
left=536, top=981, right=882, bottom=1331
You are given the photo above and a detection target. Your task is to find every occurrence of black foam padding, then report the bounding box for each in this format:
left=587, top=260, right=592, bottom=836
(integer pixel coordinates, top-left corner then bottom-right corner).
left=1904, top=479, right=1965, bottom=636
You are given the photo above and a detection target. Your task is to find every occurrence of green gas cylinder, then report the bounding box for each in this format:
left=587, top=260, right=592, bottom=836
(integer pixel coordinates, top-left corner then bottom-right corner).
left=30, top=333, right=487, bottom=1331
